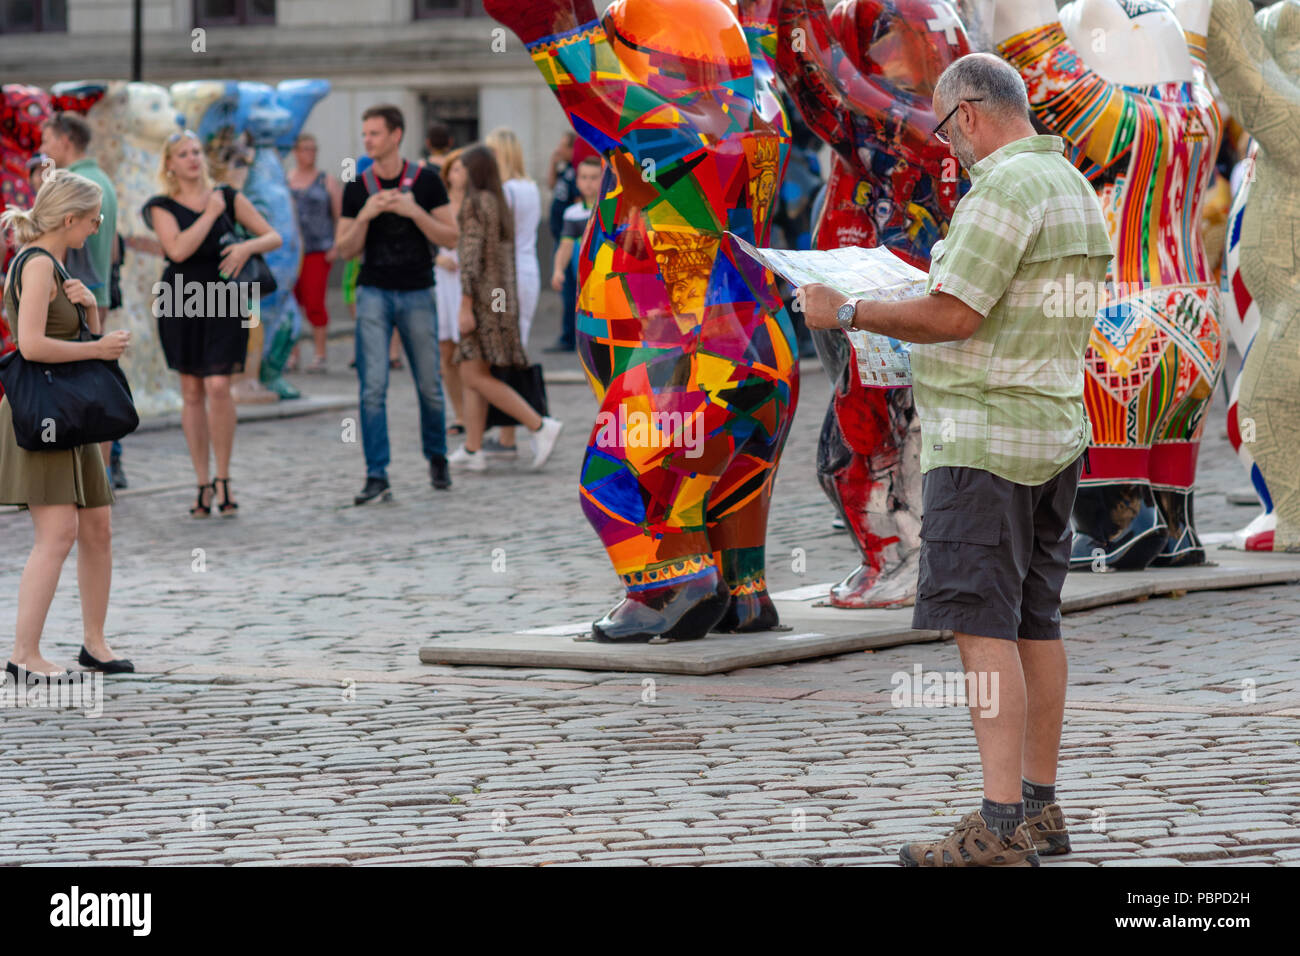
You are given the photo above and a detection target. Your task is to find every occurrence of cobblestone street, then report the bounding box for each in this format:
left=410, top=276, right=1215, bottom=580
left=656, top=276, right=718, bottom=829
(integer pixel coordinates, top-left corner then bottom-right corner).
left=1, top=308, right=1297, bottom=867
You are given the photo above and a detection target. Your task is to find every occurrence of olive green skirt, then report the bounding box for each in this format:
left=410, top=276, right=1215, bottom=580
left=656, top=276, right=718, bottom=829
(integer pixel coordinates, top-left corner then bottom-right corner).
left=0, top=396, right=115, bottom=509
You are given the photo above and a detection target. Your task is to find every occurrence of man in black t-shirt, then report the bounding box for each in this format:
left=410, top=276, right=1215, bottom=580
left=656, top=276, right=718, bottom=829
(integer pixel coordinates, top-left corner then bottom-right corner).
left=337, top=104, right=459, bottom=504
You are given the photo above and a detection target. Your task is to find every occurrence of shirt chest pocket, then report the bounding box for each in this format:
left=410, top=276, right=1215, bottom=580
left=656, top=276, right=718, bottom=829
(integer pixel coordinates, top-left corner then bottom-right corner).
left=925, top=240, right=946, bottom=292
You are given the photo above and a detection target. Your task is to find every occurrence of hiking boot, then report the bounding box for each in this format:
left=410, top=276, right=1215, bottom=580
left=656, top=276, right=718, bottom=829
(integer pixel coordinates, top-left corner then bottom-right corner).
left=898, top=810, right=1040, bottom=867
left=354, top=477, right=392, bottom=505
left=429, top=454, right=452, bottom=490
left=1024, top=802, right=1071, bottom=856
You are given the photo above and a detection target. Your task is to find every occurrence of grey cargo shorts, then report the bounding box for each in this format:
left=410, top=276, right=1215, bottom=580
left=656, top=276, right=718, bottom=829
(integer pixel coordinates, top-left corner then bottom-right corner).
left=912, top=455, right=1084, bottom=641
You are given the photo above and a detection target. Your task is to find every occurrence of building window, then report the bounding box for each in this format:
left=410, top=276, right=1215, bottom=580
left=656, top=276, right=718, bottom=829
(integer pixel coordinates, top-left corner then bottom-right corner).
left=0, top=0, right=67, bottom=33
left=422, top=93, right=479, bottom=156
left=194, top=0, right=276, bottom=27
left=414, top=0, right=485, bottom=18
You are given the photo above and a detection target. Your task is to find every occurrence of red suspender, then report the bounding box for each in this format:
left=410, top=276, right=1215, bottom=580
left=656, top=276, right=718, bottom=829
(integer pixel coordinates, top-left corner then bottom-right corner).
left=362, top=160, right=421, bottom=194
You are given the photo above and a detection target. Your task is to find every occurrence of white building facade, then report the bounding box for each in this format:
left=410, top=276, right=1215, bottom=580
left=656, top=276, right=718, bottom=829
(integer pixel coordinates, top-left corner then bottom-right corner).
left=0, top=0, right=574, bottom=197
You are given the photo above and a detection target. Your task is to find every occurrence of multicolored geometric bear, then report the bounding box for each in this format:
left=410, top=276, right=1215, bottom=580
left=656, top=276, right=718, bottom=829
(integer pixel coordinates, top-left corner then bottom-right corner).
left=486, top=0, right=800, bottom=643
left=776, top=0, right=968, bottom=608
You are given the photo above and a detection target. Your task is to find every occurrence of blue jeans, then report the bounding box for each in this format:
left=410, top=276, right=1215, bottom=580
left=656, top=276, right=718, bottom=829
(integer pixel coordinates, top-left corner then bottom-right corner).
left=560, top=256, right=578, bottom=349
left=355, top=285, right=446, bottom=479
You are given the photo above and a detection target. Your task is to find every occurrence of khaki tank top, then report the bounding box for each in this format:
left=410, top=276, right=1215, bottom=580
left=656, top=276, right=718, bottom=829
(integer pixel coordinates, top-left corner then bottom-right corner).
left=2, top=247, right=85, bottom=346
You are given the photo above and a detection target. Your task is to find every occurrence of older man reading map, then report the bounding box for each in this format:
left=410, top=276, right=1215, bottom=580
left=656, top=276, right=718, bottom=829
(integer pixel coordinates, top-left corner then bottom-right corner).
left=802, top=52, right=1113, bottom=867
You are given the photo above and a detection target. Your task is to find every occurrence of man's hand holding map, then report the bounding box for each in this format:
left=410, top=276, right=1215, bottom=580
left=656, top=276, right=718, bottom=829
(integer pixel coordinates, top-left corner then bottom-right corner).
left=727, top=232, right=927, bottom=388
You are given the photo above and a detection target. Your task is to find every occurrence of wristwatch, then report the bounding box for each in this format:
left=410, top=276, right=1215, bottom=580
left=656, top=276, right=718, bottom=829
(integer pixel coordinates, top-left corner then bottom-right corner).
left=836, top=298, right=861, bottom=332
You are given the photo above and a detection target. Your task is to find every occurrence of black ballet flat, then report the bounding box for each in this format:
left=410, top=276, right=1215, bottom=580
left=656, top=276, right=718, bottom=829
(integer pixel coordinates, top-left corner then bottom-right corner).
left=78, top=647, right=135, bottom=674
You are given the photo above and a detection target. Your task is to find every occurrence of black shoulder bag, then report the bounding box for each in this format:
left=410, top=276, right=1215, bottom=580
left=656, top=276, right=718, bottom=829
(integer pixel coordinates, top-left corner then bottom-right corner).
left=216, top=187, right=277, bottom=295
left=0, top=247, right=139, bottom=451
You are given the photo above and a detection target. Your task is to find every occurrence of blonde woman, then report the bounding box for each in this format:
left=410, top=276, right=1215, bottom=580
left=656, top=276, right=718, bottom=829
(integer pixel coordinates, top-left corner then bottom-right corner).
left=143, top=130, right=281, bottom=518
left=0, top=170, right=134, bottom=677
left=483, top=128, right=542, bottom=460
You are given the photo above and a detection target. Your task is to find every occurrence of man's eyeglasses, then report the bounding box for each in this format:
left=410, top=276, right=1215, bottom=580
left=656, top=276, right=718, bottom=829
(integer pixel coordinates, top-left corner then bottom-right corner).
left=933, top=97, right=983, bottom=145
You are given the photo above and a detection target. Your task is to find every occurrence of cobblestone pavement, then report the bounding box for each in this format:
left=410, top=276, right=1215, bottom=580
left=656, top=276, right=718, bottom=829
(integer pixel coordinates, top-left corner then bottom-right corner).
left=1, top=299, right=1297, bottom=866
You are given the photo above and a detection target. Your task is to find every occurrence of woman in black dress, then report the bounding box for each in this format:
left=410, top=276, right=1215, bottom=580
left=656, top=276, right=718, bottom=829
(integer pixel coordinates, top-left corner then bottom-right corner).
left=143, top=131, right=280, bottom=517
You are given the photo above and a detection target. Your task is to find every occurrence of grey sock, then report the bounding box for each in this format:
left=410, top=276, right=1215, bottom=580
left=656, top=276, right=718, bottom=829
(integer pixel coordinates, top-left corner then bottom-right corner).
left=979, top=798, right=1025, bottom=841
left=1022, top=779, right=1056, bottom=815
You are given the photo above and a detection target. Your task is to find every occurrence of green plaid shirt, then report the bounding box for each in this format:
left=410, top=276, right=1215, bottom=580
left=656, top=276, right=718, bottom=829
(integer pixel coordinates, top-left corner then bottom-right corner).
left=911, top=134, right=1112, bottom=486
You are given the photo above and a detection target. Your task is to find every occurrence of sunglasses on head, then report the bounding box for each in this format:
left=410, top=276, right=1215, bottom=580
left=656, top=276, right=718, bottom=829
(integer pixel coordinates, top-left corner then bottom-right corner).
left=167, top=130, right=199, bottom=144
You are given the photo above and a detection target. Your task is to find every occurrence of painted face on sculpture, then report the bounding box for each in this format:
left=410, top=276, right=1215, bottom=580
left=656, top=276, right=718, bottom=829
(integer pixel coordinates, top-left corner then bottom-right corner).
left=832, top=0, right=968, bottom=101
left=651, top=231, right=716, bottom=318
left=749, top=137, right=780, bottom=216
left=871, top=196, right=894, bottom=228
left=603, top=0, right=752, bottom=98
left=1060, top=0, right=1192, bottom=85
left=1, top=88, right=51, bottom=170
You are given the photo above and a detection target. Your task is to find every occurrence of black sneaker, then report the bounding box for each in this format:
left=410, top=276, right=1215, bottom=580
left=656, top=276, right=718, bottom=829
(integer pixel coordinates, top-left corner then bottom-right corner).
left=354, top=477, right=391, bottom=505
left=429, top=455, right=451, bottom=490
left=110, top=455, right=128, bottom=490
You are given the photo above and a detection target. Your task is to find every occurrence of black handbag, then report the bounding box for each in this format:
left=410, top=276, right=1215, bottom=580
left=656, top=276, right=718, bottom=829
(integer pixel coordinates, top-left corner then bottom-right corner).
left=217, top=196, right=277, bottom=295
left=486, top=363, right=549, bottom=428
left=0, top=248, right=139, bottom=451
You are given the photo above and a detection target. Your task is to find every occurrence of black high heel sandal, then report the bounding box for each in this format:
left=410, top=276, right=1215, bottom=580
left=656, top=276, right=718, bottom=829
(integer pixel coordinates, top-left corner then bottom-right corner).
left=190, top=481, right=214, bottom=518
left=214, top=477, right=238, bottom=516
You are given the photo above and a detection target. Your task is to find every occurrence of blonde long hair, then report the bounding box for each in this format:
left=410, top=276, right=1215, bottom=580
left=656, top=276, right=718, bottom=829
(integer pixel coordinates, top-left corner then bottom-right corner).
left=157, top=130, right=212, bottom=196
left=0, top=169, right=102, bottom=246
left=484, top=127, right=529, bottom=183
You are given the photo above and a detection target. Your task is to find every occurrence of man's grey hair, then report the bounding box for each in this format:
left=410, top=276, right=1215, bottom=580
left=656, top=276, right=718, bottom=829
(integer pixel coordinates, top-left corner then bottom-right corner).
left=933, top=53, right=1031, bottom=123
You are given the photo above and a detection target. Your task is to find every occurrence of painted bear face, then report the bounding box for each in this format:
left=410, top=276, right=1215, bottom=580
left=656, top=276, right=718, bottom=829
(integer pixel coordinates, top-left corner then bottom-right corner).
left=1, top=85, right=51, bottom=154
left=603, top=0, right=754, bottom=94
left=831, top=0, right=969, bottom=102
left=121, top=83, right=185, bottom=144
left=237, top=83, right=293, bottom=147
left=1263, top=0, right=1300, bottom=76
left=1060, top=0, right=1193, bottom=86
left=271, top=79, right=330, bottom=153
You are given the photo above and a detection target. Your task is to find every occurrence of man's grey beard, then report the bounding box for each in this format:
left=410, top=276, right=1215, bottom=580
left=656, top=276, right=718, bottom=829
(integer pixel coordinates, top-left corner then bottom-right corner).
left=951, top=130, right=977, bottom=169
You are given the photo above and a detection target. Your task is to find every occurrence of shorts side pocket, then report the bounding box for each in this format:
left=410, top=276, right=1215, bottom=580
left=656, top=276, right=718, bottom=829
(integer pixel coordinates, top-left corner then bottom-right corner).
left=918, top=511, right=1004, bottom=606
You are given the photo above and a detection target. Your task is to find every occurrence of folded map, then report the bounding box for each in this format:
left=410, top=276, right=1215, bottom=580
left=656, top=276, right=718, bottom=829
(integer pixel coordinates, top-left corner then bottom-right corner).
left=726, top=232, right=927, bottom=388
